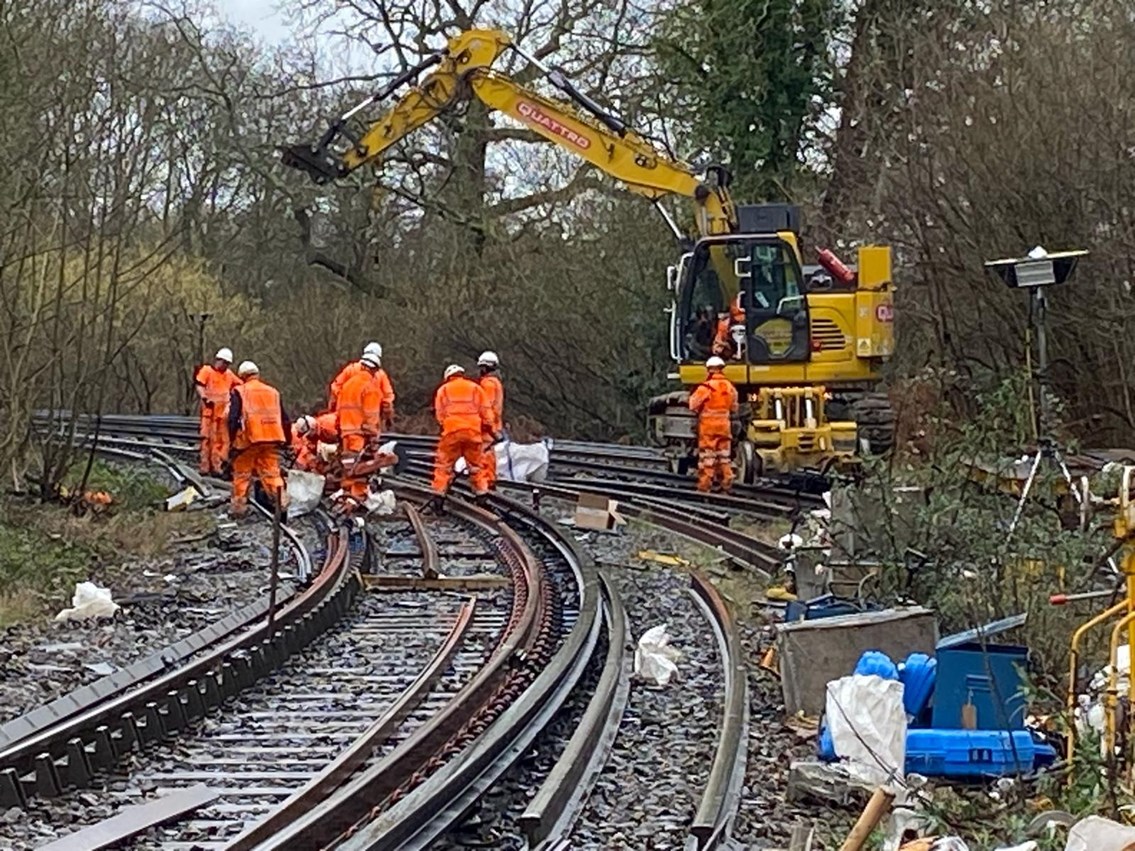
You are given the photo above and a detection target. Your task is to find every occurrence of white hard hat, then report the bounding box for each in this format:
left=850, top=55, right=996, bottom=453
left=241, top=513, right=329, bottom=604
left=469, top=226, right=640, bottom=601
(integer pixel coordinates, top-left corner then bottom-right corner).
left=444, top=364, right=464, bottom=380
left=296, top=415, right=315, bottom=434
left=477, top=351, right=499, bottom=368
left=363, top=341, right=383, bottom=359
left=706, top=356, right=726, bottom=369
left=360, top=353, right=380, bottom=368
left=215, top=347, right=233, bottom=363
left=237, top=360, right=259, bottom=377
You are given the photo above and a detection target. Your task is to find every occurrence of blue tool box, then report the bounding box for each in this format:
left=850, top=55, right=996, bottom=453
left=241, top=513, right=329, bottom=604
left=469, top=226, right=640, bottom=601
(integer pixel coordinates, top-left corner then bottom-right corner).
left=932, top=643, right=1027, bottom=730
left=905, top=729, right=1056, bottom=778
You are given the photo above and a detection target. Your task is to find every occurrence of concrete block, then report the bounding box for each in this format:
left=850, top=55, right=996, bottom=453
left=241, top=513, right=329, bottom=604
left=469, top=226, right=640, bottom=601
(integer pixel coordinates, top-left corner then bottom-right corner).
left=776, top=606, right=938, bottom=716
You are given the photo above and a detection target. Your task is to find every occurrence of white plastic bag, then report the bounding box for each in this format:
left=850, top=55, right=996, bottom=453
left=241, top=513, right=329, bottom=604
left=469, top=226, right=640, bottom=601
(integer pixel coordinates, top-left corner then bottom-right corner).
left=55, top=582, right=119, bottom=621
left=825, top=674, right=907, bottom=790
left=1064, top=816, right=1135, bottom=851
left=287, top=470, right=325, bottom=519
left=634, top=624, right=682, bottom=686
left=365, top=489, right=397, bottom=515
left=497, top=439, right=551, bottom=483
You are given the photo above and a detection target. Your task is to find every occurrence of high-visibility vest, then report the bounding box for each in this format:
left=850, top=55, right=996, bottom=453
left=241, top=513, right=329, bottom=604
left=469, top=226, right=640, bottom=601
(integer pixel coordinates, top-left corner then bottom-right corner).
left=328, top=360, right=364, bottom=410
left=435, top=376, right=489, bottom=434
left=689, top=374, right=738, bottom=435
left=234, top=378, right=285, bottom=447
left=338, top=371, right=380, bottom=437
left=479, top=374, right=504, bottom=432
left=196, top=364, right=240, bottom=408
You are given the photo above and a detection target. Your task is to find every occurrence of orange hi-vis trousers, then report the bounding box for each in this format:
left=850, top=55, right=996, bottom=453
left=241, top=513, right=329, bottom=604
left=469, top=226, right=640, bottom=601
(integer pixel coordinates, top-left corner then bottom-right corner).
left=199, top=407, right=230, bottom=475
left=339, top=433, right=371, bottom=501
left=433, top=429, right=488, bottom=496
left=696, top=432, right=734, bottom=493
left=231, top=444, right=286, bottom=515
left=481, top=439, right=497, bottom=488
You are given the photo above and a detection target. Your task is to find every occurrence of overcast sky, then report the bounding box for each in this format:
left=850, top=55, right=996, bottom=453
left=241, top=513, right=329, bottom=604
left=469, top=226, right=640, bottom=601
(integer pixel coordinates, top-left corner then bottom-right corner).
left=217, top=0, right=289, bottom=43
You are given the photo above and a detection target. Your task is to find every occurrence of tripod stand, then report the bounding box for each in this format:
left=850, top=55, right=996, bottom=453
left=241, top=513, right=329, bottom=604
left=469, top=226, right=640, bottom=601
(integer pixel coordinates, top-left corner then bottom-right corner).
left=1003, top=283, right=1085, bottom=542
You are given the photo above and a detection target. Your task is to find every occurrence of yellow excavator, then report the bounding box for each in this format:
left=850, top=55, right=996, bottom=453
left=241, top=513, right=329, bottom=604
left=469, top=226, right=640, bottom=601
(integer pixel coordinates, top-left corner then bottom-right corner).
left=282, top=27, right=896, bottom=483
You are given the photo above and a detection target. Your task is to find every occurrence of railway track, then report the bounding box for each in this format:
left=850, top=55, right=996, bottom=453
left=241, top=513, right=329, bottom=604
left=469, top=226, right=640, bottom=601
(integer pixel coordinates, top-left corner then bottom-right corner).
left=11, top=412, right=796, bottom=850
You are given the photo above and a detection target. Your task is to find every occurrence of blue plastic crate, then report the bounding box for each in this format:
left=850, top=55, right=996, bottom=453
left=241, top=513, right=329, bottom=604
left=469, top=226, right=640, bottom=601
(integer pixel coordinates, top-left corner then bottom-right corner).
left=906, top=728, right=1055, bottom=778
left=932, top=643, right=1027, bottom=730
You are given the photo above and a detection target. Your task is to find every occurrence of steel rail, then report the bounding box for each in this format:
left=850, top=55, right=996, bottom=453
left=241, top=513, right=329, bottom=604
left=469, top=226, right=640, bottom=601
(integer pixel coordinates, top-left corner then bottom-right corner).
left=688, top=572, right=750, bottom=849
left=345, top=488, right=601, bottom=851
left=0, top=527, right=355, bottom=807
left=223, top=598, right=479, bottom=850
left=249, top=483, right=547, bottom=850
left=522, top=571, right=630, bottom=848
left=0, top=443, right=318, bottom=766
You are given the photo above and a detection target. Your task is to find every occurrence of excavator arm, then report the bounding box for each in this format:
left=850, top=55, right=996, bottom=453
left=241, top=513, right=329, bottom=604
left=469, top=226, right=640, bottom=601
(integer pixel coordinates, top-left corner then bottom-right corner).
left=282, top=28, right=736, bottom=238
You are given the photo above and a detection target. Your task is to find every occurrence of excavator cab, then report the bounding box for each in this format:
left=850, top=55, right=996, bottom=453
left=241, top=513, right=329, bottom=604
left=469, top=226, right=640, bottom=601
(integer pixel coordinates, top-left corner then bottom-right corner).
left=673, top=233, right=810, bottom=367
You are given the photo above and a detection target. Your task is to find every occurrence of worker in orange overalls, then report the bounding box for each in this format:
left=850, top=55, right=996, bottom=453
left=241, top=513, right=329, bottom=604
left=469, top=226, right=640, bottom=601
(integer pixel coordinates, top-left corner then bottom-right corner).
left=688, top=356, right=739, bottom=493
left=227, top=361, right=289, bottom=517
left=712, top=292, right=746, bottom=358
left=336, top=352, right=382, bottom=501
left=426, top=364, right=494, bottom=513
left=328, top=342, right=396, bottom=429
left=477, top=351, right=504, bottom=489
left=194, top=347, right=241, bottom=477
left=291, top=412, right=338, bottom=473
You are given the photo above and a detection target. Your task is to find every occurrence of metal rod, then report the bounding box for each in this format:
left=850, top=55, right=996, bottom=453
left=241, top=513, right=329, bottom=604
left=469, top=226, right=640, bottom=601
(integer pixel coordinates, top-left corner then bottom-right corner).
left=267, top=486, right=283, bottom=636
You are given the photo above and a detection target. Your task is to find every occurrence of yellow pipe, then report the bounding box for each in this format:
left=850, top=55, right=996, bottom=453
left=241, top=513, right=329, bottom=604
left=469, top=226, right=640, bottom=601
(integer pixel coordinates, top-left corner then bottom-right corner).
left=1105, top=611, right=1135, bottom=759
left=1067, top=598, right=1128, bottom=765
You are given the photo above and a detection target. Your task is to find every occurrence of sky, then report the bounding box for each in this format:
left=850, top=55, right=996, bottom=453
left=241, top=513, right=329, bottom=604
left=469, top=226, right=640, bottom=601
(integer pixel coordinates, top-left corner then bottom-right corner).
left=217, top=0, right=290, bottom=44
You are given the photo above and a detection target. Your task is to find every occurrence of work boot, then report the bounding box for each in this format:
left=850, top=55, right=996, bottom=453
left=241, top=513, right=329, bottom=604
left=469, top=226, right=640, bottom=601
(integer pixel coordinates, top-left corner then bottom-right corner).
left=472, top=493, right=491, bottom=510
left=422, top=495, right=445, bottom=516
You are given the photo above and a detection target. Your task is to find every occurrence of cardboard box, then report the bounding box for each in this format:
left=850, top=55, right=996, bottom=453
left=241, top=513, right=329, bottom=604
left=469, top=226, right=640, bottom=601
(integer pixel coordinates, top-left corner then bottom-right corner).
left=573, top=493, right=626, bottom=532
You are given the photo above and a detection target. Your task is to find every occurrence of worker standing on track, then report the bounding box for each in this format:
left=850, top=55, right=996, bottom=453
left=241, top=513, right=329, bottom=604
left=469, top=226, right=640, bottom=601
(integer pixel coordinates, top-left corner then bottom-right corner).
left=291, top=412, right=339, bottom=473
left=337, top=352, right=382, bottom=501
left=427, top=365, right=494, bottom=512
left=228, top=361, right=289, bottom=517
left=328, top=342, right=396, bottom=429
left=194, top=347, right=241, bottom=477
left=688, top=356, right=738, bottom=493
left=477, top=351, right=504, bottom=489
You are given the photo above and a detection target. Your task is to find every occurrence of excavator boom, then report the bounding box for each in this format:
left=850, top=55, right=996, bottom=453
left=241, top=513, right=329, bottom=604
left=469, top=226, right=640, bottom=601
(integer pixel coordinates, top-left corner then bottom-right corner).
left=282, top=27, right=736, bottom=236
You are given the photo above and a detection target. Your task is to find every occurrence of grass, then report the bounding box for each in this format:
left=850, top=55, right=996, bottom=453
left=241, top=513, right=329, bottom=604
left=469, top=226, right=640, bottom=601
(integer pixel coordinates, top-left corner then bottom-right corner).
left=0, top=460, right=210, bottom=625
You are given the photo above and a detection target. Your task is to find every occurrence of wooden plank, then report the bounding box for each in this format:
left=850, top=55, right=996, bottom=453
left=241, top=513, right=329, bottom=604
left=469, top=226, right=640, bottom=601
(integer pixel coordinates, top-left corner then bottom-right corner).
left=37, top=784, right=218, bottom=851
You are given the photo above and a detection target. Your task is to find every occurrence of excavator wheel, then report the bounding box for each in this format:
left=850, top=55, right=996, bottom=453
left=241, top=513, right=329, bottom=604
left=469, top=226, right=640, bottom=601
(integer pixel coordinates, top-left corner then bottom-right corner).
left=851, top=392, right=896, bottom=456
left=734, top=440, right=760, bottom=485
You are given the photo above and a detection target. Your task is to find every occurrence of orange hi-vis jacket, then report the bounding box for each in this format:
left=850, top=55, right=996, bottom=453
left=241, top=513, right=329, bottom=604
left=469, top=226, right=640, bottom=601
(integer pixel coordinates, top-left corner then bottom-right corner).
left=435, top=376, right=492, bottom=435
left=230, top=378, right=287, bottom=449
left=338, top=370, right=381, bottom=438
left=291, top=412, right=338, bottom=449
left=689, top=373, right=739, bottom=438
left=329, top=361, right=396, bottom=414
left=479, top=374, right=504, bottom=433
left=195, top=364, right=240, bottom=409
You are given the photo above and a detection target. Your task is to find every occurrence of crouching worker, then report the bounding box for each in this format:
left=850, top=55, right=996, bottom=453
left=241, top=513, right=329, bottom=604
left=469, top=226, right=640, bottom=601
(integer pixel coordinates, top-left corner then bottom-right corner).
left=228, top=361, right=289, bottom=517
left=291, top=412, right=339, bottom=473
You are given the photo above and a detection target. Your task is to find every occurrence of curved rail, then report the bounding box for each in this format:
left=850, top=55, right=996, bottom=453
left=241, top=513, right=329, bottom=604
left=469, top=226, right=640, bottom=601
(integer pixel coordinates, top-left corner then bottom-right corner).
left=689, top=572, right=750, bottom=848
left=522, top=571, right=630, bottom=847
left=0, top=526, right=354, bottom=806
left=248, top=483, right=550, bottom=849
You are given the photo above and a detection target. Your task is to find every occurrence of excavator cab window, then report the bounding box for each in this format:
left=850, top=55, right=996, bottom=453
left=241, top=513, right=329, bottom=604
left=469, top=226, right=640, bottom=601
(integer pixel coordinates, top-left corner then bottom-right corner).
left=738, top=238, right=810, bottom=364
left=677, top=245, right=725, bottom=360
